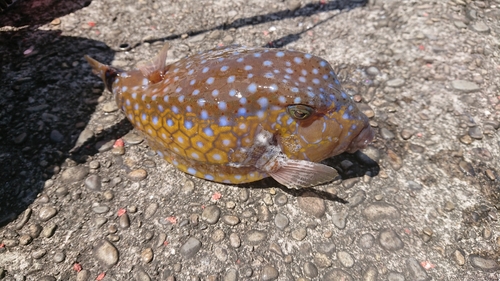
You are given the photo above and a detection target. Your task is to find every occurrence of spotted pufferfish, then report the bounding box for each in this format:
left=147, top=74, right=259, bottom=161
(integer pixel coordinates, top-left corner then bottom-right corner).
left=85, top=43, right=374, bottom=189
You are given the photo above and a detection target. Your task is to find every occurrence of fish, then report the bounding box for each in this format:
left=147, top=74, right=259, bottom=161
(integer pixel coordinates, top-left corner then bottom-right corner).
left=84, top=43, right=374, bottom=189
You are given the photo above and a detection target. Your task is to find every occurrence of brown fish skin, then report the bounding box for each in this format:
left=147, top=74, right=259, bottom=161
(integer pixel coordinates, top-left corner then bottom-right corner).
left=85, top=44, right=374, bottom=189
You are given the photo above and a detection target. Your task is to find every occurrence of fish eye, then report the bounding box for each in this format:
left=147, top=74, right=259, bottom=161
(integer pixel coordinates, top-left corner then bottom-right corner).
left=286, top=105, right=314, bottom=120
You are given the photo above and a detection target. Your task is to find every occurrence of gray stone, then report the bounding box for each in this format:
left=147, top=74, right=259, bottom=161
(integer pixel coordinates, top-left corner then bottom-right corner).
left=387, top=272, right=405, bottom=281
left=122, top=131, right=144, bottom=145
left=363, top=266, right=378, bottom=281
left=222, top=215, right=240, bottom=226
left=224, top=268, right=238, bottom=281
left=451, top=80, right=480, bottom=93
left=94, top=240, right=119, bottom=267
left=363, top=202, right=400, bottom=221
left=245, top=230, right=267, bottom=245
left=61, top=166, right=89, bottom=183
left=468, top=126, right=483, bottom=139
left=119, top=213, right=130, bottom=229
left=470, top=21, right=490, bottom=33
left=324, top=269, right=353, bottom=281
left=72, top=128, right=94, bottom=151
left=366, top=66, right=380, bottom=76
left=102, top=101, right=118, bottom=112
left=406, top=257, right=430, bottom=281
left=407, top=181, right=422, bottom=191
left=180, top=237, right=202, bottom=258
left=50, top=130, right=64, bottom=142
left=348, top=190, right=366, bottom=207
left=41, top=224, right=57, bottom=238
left=141, top=248, right=153, bottom=263
left=261, top=265, right=279, bottom=281
left=92, top=206, right=109, bottom=214
left=84, top=175, right=102, bottom=191
left=214, top=246, right=228, bottom=262
left=274, top=213, right=289, bottom=230
left=337, top=251, right=355, bottom=267
left=76, top=270, right=90, bottom=281
left=39, top=206, right=58, bottom=222
left=303, top=261, right=318, bottom=278
left=274, top=193, right=288, bottom=206
left=291, top=227, right=307, bottom=241
left=257, top=205, right=271, bottom=222
left=39, top=276, right=57, bottom=281
left=202, top=205, right=221, bottom=224
left=469, top=255, right=499, bottom=271
left=379, top=229, right=404, bottom=251
left=96, top=139, right=114, bottom=152
left=386, top=78, right=405, bottom=88
left=144, top=203, right=158, bottom=219
left=297, top=191, right=326, bottom=218
left=331, top=211, right=348, bottom=229
left=380, top=128, right=395, bottom=140
left=14, top=208, right=31, bottom=230
left=134, top=268, right=151, bottom=281
left=314, top=253, right=332, bottom=268
left=358, top=233, right=375, bottom=249
left=53, top=251, right=66, bottom=263
left=229, top=233, right=241, bottom=248
left=317, top=243, right=336, bottom=255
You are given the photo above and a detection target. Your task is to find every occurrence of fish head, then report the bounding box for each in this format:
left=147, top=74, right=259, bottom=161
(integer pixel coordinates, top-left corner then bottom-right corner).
left=279, top=89, right=373, bottom=162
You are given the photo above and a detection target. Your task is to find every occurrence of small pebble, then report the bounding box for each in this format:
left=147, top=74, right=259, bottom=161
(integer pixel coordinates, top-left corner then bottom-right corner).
left=211, top=229, right=225, bottom=243
left=274, top=213, right=289, bottom=230
left=303, top=262, right=319, bottom=278
left=180, top=237, right=202, bottom=258
left=94, top=240, right=119, bottom=266
left=297, top=192, right=325, bottom=218
left=41, top=224, right=57, bottom=238
left=245, top=230, right=267, bottom=245
left=291, top=227, right=307, bottom=241
left=229, top=233, right=241, bottom=248
left=386, top=78, right=405, bottom=88
left=128, top=169, right=148, bottom=181
left=261, top=265, right=279, bottom=281
left=222, top=215, right=240, bottom=226
left=53, top=251, right=66, bottom=263
left=122, top=132, right=144, bottom=145
left=451, top=80, right=480, bottom=92
left=202, top=205, right=221, bottom=224
left=19, top=235, right=32, bottom=245
left=141, top=248, right=154, bottom=263
left=85, top=175, right=102, bottom=191
left=39, top=206, right=58, bottom=222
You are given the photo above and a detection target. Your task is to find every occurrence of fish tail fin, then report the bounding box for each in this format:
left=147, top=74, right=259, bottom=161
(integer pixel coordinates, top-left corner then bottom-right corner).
left=84, top=55, right=121, bottom=92
left=269, top=160, right=339, bottom=189
left=137, top=42, right=170, bottom=84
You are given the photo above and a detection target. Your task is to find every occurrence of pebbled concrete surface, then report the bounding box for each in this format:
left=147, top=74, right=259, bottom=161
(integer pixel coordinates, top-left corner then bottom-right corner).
left=1, top=0, right=499, bottom=280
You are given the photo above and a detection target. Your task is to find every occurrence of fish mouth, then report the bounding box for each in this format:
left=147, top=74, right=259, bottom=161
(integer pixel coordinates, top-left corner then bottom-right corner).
left=346, top=125, right=374, bottom=153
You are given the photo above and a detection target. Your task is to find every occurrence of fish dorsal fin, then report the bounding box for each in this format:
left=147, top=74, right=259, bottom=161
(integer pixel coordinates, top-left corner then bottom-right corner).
left=269, top=160, right=339, bottom=189
left=137, top=43, right=170, bottom=84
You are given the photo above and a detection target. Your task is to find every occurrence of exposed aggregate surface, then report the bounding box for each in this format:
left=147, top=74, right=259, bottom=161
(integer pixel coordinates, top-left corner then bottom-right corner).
left=1, top=0, right=499, bottom=280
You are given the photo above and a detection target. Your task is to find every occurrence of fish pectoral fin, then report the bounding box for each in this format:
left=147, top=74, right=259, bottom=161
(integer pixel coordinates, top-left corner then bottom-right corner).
left=137, top=43, right=170, bottom=84
left=268, top=160, right=339, bottom=189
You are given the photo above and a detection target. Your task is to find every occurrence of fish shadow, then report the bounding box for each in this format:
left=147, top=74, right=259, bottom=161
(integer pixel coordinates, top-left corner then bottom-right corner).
left=0, top=27, right=115, bottom=227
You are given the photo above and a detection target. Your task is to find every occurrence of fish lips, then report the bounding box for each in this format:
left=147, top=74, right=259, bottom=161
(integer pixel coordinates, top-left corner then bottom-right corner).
left=345, top=125, right=375, bottom=153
